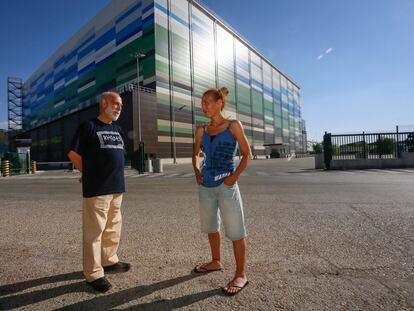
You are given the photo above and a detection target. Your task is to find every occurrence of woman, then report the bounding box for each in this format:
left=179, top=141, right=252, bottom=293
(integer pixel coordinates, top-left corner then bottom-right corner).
left=192, top=87, right=252, bottom=296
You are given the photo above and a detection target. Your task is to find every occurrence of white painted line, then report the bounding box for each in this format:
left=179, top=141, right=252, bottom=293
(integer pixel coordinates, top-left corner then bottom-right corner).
left=164, top=173, right=181, bottom=178
left=147, top=173, right=166, bottom=178
left=181, top=173, right=194, bottom=177
left=256, top=171, right=269, bottom=176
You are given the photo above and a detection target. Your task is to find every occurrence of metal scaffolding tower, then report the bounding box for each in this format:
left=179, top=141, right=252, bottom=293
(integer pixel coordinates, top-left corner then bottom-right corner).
left=7, top=77, right=23, bottom=131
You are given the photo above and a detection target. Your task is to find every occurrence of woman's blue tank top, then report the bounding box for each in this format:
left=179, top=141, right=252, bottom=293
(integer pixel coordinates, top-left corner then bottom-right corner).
left=200, top=124, right=238, bottom=187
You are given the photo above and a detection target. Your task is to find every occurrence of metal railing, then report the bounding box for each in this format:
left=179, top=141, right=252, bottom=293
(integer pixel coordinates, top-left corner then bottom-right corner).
left=323, top=131, right=414, bottom=166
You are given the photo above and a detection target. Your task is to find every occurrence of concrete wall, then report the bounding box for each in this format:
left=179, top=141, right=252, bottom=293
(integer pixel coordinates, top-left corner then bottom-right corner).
left=328, top=152, right=414, bottom=170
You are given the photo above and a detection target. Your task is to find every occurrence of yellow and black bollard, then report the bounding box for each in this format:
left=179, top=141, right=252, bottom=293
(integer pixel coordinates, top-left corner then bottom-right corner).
left=2, top=160, right=10, bottom=177
left=30, top=160, right=37, bottom=174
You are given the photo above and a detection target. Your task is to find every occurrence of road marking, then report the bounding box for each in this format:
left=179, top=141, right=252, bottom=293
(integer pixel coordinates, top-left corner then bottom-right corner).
left=394, top=169, right=414, bottom=173
left=130, top=173, right=149, bottom=178
left=164, top=173, right=181, bottom=178
left=147, top=173, right=166, bottom=178
left=256, top=171, right=269, bottom=176
left=181, top=173, right=194, bottom=177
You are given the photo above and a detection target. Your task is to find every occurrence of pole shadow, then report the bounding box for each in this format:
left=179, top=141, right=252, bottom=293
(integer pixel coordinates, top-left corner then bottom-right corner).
left=0, top=271, right=83, bottom=296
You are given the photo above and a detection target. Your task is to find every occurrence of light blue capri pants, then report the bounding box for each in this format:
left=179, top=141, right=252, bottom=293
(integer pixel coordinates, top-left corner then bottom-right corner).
left=198, top=182, right=247, bottom=241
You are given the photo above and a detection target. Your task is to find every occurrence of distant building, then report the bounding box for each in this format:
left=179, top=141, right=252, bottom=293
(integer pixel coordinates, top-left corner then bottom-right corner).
left=19, top=0, right=306, bottom=162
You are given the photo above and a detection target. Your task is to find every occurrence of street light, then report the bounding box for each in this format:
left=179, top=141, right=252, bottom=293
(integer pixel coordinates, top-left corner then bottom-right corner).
left=129, top=52, right=146, bottom=142
left=172, top=104, right=186, bottom=164
left=129, top=52, right=145, bottom=173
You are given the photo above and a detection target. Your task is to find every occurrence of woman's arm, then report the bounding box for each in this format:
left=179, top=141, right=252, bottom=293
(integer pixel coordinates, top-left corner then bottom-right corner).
left=224, top=120, right=252, bottom=185
left=192, top=126, right=204, bottom=185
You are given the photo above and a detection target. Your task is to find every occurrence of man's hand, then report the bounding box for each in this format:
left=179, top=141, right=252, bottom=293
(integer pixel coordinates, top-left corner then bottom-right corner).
left=223, top=174, right=238, bottom=186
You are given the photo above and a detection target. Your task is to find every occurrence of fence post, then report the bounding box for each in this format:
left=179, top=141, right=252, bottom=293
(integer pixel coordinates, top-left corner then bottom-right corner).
left=362, top=131, right=367, bottom=158
left=396, top=126, right=400, bottom=158
left=323, top=132, right=332, bottom=169
left=378, top=134, right=382, bottom=159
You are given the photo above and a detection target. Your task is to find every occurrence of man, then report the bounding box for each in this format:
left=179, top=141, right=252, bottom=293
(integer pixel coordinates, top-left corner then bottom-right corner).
left=68, top=91, right=130, bottom=292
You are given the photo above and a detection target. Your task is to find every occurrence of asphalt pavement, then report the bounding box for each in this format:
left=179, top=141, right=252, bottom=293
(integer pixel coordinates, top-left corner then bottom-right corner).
left=0, top=157, right=413, bottom=310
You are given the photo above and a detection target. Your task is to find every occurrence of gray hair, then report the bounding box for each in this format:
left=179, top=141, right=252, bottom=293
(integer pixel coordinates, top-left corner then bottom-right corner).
left=99, top=91, right=120, bottom=112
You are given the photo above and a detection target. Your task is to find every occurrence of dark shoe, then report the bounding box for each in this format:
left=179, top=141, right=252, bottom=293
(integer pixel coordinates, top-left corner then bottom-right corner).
left=87, top=277, right=112, bottom=292
left=104, top=261, right=131, bottom=273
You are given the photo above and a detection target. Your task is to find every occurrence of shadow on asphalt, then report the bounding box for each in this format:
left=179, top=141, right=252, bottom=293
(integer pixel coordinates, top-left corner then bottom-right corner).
left=0, top=271, right=91, bottom=310
left=0, top=272, right=220, bottom=310
left=55, top=273, right=218, bottom=310
left=0, top=270, right=83, bottom=296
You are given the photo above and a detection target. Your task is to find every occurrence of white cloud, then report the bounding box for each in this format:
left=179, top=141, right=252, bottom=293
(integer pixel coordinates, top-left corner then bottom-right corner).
left=317, top=47, right=333, bottom=60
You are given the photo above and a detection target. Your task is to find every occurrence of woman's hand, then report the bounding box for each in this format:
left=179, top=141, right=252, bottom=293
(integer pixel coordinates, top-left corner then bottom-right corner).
left=195, top=170, right=204, bottom=185
left=223, top=174, right=237, bottom=186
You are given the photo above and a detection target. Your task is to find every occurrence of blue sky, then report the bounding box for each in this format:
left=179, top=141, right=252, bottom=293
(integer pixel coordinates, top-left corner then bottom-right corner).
left=1, top=0, right=413, bottom=141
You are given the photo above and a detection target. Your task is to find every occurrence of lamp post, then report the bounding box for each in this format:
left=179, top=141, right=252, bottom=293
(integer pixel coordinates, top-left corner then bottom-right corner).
left=172, top=104, right=186, bottom=164
left=129, top=52, right=145, bottom=173
left=129, top=52, right=146, bottom=142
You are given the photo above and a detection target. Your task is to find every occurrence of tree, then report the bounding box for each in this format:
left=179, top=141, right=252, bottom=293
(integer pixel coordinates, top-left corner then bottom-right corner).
left=406, top=134, right=414, bottom=152
left=312, top=143, right=323, bottom=154
left=376, top=137, right=396, bottom=155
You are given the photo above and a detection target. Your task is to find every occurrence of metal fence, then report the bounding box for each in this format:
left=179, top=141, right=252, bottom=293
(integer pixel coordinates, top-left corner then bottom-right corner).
left=323, top=131, right=414, bottom=164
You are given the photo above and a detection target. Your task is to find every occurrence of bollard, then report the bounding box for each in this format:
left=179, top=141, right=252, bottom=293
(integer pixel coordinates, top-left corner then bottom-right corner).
left=2, top=160, right=9, bottom=177
left=153, top=158, right=163, bottom=173
left=31, top=160, right=37, bottom=174
left=145, top=159, right=153, bottom=173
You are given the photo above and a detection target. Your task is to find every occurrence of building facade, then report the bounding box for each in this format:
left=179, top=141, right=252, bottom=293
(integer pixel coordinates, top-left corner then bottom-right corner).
left=21, top=0, right=306, bottom=162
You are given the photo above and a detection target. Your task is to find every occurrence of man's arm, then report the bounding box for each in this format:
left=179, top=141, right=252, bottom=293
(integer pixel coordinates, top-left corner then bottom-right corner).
left=67, top=150, right=83, bottom=172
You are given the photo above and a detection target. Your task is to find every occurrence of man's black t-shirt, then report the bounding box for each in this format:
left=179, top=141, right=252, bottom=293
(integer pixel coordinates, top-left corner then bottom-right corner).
left=70, top=118, right=125, bottom=198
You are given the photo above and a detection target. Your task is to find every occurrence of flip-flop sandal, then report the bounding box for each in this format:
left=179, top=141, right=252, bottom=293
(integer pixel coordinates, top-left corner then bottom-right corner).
left=222, top=281, right=249, bottom=296
left=193, top=264, right=222, bottom=274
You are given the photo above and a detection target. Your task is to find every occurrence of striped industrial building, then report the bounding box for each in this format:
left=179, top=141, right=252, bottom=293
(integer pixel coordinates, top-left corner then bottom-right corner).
left=20, top=0, right=306, bottom=162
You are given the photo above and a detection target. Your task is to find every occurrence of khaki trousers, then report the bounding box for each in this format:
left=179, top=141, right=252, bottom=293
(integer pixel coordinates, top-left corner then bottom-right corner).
left=82, top=194, right=123, bottom=282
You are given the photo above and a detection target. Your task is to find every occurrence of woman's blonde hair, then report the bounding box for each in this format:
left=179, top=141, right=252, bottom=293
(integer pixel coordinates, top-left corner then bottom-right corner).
left=202, top=87, right=229, bottom=111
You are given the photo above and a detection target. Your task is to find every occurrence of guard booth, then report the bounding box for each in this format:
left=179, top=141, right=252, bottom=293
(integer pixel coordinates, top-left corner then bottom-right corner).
left=263, top=143, right=287, bottom=158
left=1, top=138, right=32, bottom=176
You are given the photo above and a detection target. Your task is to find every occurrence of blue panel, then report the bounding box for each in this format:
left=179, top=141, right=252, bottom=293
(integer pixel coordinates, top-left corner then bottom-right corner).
left=116, top=2, right=141, bottom=24
left=65, top=64, right=78, bottom=81
left=251, top=80, right=263, bottom=90
left=116, top=19, right=141, bottom=44
left=237, top=75, right=250, bottom=85
left=78, top=62, right=96, bottom=77
left=95, top=27, right=116, bottom=51
left=54, top=69, right=66, bottom=82
left=143, top=3, right=153, bottom=14
left=142, top=15, right=154, bottom=28
left=78, top=34, right=95, bottom=51
left=172, top=12, right=188, bottom=27
left=65, top=49, right=77, bottom=62
left=191, top=23, right=206, bottom=36
left=154, top=2, right=168, bottom=15
left=78, top=42, right=96, bottom=60
left=54, top=56, right=65, bottom=68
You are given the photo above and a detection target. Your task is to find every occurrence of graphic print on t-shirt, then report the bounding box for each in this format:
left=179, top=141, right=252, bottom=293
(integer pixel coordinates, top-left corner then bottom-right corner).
left=96, top=131, right=124, bottom=149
